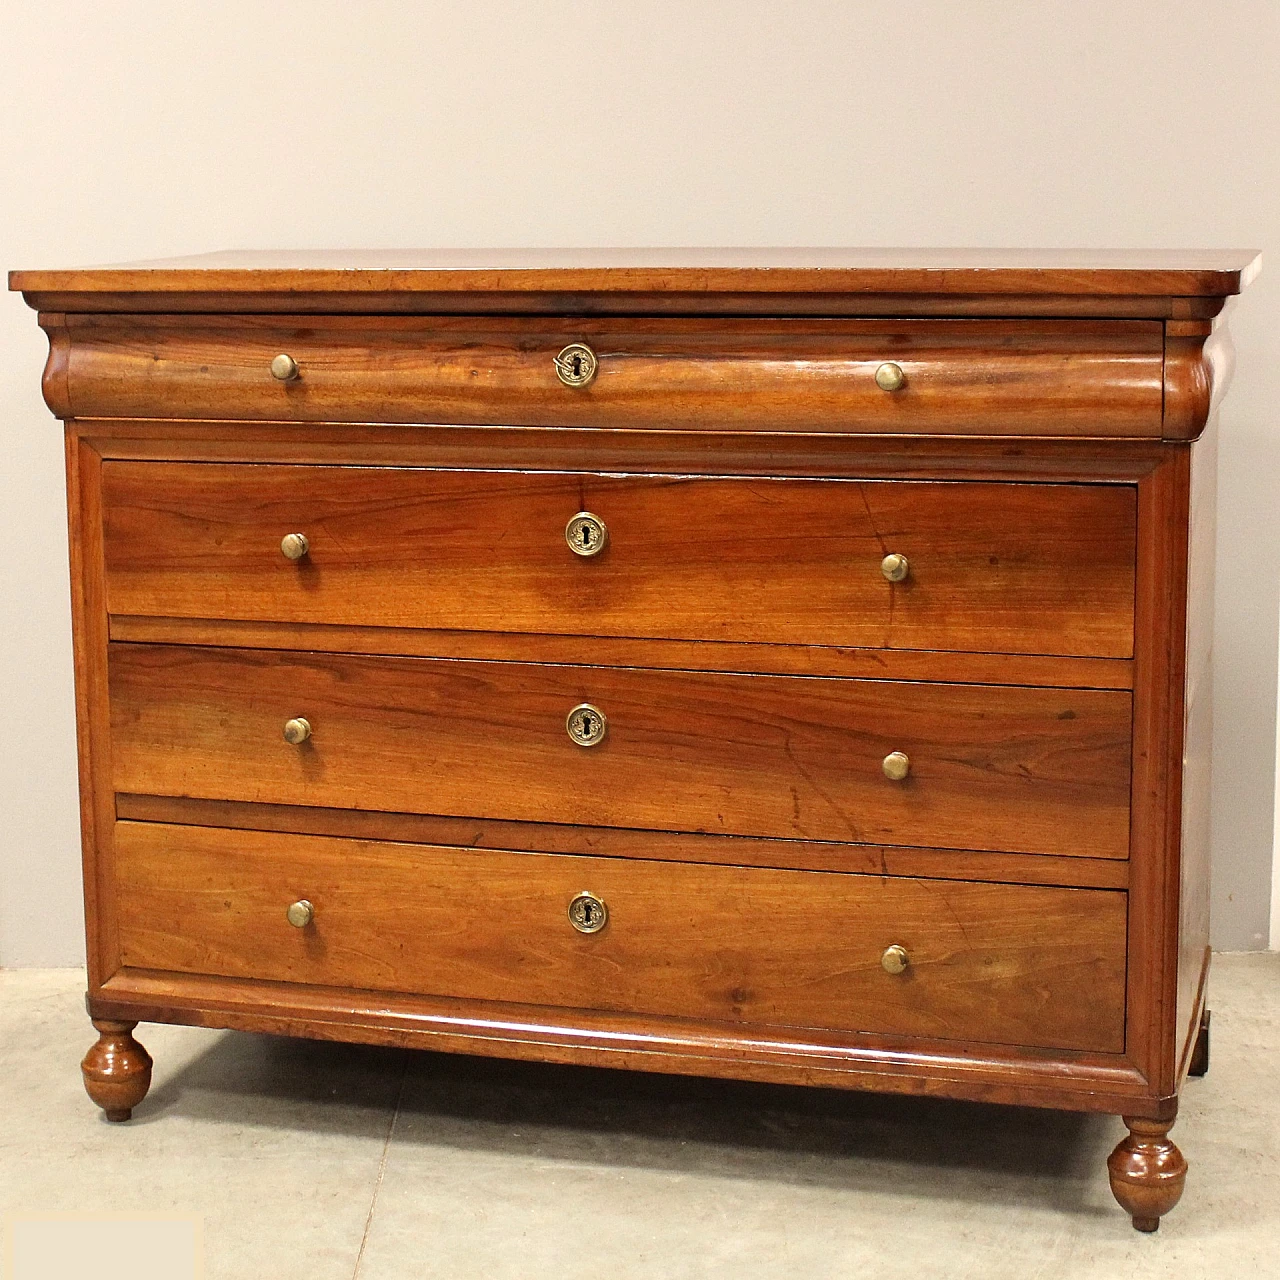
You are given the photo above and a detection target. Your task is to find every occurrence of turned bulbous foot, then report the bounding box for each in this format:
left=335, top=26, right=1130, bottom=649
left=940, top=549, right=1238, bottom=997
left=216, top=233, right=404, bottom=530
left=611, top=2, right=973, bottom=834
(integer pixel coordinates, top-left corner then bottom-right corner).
left=81, top=1019, right=152, bottom=1122
left=1108, top=1115, right=1187, bottom=1231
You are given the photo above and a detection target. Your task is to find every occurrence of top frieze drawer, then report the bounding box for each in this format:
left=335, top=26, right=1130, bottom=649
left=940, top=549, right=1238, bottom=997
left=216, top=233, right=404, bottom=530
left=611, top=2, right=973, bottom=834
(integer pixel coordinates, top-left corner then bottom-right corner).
left=42, top=315, right=1165, bottom=436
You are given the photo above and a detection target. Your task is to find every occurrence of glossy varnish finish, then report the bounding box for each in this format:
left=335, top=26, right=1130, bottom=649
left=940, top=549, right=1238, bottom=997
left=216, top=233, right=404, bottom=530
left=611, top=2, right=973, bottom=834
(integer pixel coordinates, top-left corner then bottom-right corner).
left=102, top=463, right=1138, bottom=657
left=109, top=644, right=1133, bottom=858
left=114, top=821, right=1127, bottom=1053
left=48, top=315, right=1166, bottom=436
left=10, top=250, right=1258, bottom=1233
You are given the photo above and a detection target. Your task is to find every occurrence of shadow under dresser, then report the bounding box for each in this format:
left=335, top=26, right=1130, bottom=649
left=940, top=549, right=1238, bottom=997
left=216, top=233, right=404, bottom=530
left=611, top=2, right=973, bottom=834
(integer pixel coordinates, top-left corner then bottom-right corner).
left=9, top=247, right=1261, bottom=1230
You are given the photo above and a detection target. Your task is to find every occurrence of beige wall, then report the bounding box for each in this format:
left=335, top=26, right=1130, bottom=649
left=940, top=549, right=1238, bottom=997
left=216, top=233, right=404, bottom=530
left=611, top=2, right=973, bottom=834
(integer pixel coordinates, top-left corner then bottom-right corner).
left=1, top=0, right=1276, bottom=965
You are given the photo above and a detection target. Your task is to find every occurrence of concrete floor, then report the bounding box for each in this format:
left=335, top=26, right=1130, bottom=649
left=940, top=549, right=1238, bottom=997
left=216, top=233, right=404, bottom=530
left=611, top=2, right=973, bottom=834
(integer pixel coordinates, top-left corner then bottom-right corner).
left=1, top=956, right=1277, bottom=1279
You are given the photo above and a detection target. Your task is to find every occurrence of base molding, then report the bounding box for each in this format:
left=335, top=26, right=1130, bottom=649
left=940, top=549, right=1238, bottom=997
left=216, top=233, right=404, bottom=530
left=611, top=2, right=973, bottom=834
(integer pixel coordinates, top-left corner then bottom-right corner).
left=91, top=968, right=1168, bottom=1117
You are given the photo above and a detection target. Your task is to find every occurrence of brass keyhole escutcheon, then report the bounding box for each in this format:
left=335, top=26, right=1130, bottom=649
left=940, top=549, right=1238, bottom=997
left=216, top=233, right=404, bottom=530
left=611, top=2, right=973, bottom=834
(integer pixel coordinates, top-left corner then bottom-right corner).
left=565, top=512, right=608, bottom=557
left=568, top=891, right=608, bottom=934
left=554, top=342, right=598, bottom=387
left=566, top=703, right=608, bottom=747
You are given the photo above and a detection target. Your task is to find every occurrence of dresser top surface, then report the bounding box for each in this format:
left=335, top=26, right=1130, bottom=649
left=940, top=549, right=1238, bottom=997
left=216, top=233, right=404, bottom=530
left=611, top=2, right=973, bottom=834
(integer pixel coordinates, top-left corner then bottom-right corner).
left=9, top=247, right=1261, bottom=301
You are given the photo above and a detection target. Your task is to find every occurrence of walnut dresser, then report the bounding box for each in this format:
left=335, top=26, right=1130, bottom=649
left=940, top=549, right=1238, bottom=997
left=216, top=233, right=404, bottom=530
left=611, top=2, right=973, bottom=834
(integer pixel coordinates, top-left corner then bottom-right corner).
left=9, top=249, right=1260, bottom=1230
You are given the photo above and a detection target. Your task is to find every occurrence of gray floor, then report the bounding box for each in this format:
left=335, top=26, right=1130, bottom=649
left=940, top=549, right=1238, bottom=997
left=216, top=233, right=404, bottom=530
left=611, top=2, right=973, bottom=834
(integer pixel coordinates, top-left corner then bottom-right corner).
left=1, top=955, right=1277, bottom=1279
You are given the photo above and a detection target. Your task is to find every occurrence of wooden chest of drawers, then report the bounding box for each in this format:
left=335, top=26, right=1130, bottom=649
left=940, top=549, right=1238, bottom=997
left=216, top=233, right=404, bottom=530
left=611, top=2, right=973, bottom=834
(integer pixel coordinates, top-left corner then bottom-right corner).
left=10, top=248, right=1259, bottom=1231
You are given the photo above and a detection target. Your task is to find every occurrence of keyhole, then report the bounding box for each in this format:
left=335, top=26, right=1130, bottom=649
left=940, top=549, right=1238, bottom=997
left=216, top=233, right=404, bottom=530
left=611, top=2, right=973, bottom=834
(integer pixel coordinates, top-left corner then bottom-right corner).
left=571, top=354, right=583, bottom=377
left=581, top=526, right=591, bottom=548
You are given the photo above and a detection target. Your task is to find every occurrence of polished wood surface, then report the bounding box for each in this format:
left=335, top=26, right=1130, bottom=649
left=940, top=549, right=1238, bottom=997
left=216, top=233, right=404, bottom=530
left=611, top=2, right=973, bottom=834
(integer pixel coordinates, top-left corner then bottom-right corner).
left=115, top=794, right=1132, bottom=889
left=10, top=245, right=1261, bottom=297
left=1107, top=1116, right=1188, bottom=1232
left=108, top=617, right=1136, bottom=691
left=114, top=821, right=1127, bottom=1053
left=102, top=463, right=1138, bottom=657
left=54, top=315, right=1164, bottom=436
left=80, top=1019, right=152, bottom=1122
left=109, top=645, right=1132, bottom=858
left=15, top=249, right=1256, bottom=1230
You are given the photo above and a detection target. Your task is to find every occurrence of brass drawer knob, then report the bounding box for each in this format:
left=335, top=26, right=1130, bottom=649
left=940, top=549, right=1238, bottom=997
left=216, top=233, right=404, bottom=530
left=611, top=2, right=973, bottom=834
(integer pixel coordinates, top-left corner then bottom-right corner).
left=554, top=342, right=598, bottom=387
left=566, top=703, right=607, bottom=747
left=881, top=944, right=909, bottom=975
left=882, top=751, right=911, bottom=781
left=280, top=532, right=310, bottom=561
left=875, top=361, right=905, bottom=392
left=565, top=512, right=608, bottom=557
left=880, top=552, right=910, bottom=582
left=286, top=899, right=314, bottom=928
left=270, top=353, right=300, bottom=381
left=568, top=891, right=608, bottom=934
left=283, top=717, right=312, bottom=745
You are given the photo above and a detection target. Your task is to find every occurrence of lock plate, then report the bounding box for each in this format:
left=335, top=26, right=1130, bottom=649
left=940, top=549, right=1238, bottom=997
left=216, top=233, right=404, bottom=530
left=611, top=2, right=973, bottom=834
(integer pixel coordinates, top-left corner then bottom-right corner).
left=566, top=703, right=608, bottom=747
left=565, top=511, right=608, bottom=557
left=554, top=342, right=598, bottom=387
left=568, top=891, right=608, bottom=934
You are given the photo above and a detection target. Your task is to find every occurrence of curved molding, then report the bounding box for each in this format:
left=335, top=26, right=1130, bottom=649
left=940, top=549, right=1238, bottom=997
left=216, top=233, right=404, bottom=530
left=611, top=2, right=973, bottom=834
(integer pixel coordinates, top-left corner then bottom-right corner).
left=37, top=312, right=72, bottom=419
left=1163, top=316, right=1236, bottom=441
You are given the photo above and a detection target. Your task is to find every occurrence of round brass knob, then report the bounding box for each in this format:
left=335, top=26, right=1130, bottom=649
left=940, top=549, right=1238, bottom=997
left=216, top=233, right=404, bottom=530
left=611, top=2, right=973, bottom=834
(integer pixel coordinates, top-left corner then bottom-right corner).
left=554, top=342, right=598, bottom=387
left=283, top=717, right=312, bottom=745
left=882, top=751, right=911, bottom=781
left=565, top=512, right=608, bottom=557
left=568, top=891, right=608, bottom=934
left=270, top=353, right=300, bottom=382
left=881, top=944, right=909, bottom=975
left=875, top=361, right=905, bottom=392
left=566, top=703, right=607, bottom=747
left=880, top=553, right=909, bottom=583
left=280, top=533, right=310, bottom=561
left=286, top=899, right=314, bottom=928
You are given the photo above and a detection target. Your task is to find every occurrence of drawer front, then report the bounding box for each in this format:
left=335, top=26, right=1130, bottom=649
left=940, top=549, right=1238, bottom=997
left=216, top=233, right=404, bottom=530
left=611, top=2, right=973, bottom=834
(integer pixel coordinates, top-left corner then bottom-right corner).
left=114, top=821, right=1128, bottom=1053
left=102, top=465, right=1137, bottom=659
left=110, top=646, right=1132, bottom=858
left=64, top=314, right=1164, bottom=435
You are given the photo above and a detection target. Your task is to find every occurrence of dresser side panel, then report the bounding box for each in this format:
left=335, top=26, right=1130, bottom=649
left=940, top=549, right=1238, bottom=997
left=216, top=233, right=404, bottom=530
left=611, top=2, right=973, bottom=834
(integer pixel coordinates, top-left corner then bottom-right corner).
left=1175, top=416, right=1217, bottom=1080
left=65, top=431, right=120, bottom=986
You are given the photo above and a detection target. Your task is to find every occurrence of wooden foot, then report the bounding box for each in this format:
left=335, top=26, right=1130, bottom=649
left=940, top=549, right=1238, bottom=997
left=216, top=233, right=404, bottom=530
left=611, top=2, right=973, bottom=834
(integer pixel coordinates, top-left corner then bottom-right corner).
left=1188, top=1009, right=1210, bottom=1077
left=1107, top=1116, right=1187, bottom=1231
left=81, top=1019, right=152, bottom=1122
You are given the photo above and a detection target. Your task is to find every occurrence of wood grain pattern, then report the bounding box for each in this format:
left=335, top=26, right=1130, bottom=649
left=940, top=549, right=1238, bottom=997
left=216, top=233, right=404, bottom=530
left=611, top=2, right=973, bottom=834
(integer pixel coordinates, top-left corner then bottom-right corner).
left=113, top=821, right=1128, bottom=1053
left=16, top=249, right=1259, bottom=1230
left=59, top=315, right=1165, bottom=436
left=108, top=616, right=1135, bottom=691
left=116, top=793, right=1132, bottom=889
left=80, top=1019, right=152, bottom=1122
left=102, top=463, right=1138, bottom=659
left=73, top=416, right=1176, bottom=480
left=10, top=245, right=1261, bottom=297
left=109, top=644, right=1133, bottom=858
left=91, top=965, right=1155, bottom=1114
